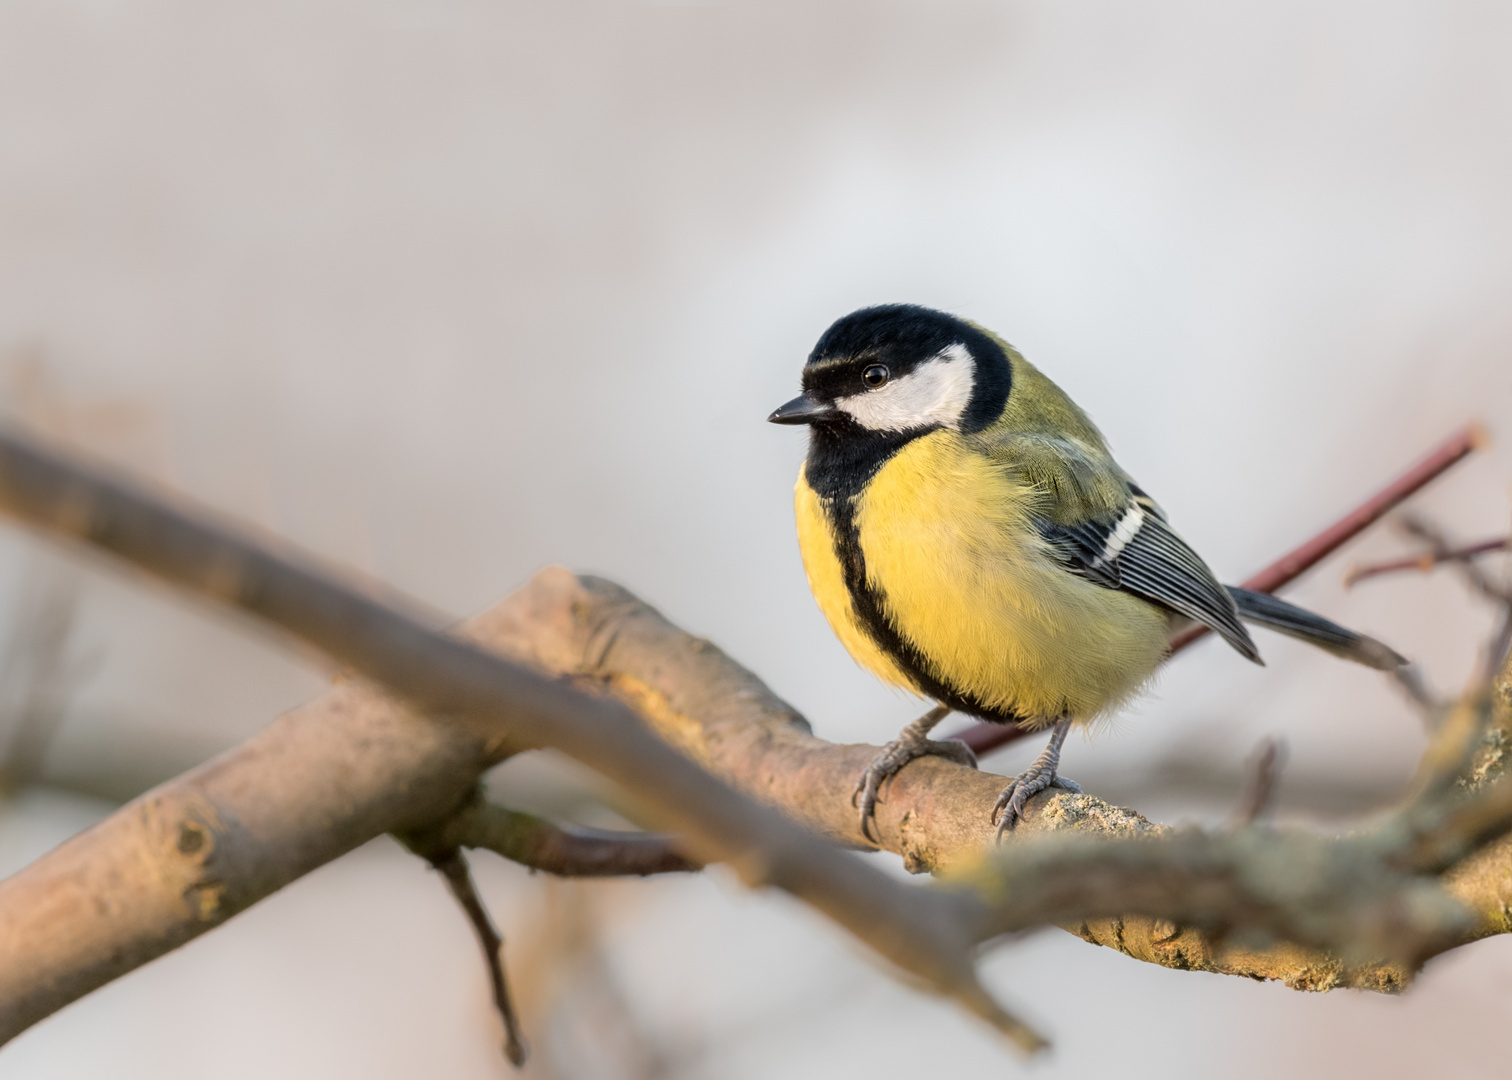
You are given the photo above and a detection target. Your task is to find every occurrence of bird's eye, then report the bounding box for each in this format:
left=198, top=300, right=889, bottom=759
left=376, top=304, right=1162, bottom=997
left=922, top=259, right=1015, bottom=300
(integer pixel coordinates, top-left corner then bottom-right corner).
left=862, top=364, right=889, bottom=388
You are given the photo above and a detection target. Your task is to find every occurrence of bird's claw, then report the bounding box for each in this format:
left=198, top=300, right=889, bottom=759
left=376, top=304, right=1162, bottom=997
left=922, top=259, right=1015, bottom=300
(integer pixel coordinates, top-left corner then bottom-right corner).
left=853, top=735, right=977, bottom=843
left=991, top=769, right=1080, bottom=841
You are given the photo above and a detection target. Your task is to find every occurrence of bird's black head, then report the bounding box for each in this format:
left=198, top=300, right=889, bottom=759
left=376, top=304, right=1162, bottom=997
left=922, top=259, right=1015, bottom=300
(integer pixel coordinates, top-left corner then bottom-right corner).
left=767, top=304, right=1011, bottom=436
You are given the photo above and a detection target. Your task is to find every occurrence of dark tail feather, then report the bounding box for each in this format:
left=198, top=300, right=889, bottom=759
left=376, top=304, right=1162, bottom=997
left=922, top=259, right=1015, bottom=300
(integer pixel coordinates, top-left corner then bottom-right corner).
left=1225, top=586, right=1407, bottom=671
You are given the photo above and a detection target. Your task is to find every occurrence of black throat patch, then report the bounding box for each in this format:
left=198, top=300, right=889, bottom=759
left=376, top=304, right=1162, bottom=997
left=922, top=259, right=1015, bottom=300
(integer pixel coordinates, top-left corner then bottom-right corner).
left=804, top=423, right=1028, bottom=726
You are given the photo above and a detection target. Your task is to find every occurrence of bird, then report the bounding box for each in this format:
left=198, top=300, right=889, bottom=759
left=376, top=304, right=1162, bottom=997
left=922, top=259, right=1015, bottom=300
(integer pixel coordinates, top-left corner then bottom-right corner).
left=768, top=303, right=1406, bottom=841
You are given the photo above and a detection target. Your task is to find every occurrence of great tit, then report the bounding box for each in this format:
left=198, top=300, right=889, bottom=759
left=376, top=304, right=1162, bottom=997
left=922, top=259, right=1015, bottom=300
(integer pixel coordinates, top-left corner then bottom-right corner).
left=768, top=304, right=1405, bottom=840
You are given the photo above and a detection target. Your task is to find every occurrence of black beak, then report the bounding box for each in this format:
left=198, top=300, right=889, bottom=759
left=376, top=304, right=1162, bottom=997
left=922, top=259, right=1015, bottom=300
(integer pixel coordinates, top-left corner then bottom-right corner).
left=767, top=392, right=837, bottom=425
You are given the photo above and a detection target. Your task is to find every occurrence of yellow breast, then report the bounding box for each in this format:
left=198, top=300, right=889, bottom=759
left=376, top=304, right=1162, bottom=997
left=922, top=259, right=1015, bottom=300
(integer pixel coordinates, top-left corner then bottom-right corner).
left=795, top=431, right=1170, bottom=724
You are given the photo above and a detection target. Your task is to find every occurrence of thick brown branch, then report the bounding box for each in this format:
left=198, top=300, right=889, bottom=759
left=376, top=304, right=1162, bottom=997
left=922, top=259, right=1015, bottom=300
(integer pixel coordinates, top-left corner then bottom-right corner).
left=507, top=571, right=1512, bottom=988
left=0, top=430, right=1039, bottom=1052
left=957, top=669, right=1512, bottom=976
left=960, top=828, right=1473, bottom=973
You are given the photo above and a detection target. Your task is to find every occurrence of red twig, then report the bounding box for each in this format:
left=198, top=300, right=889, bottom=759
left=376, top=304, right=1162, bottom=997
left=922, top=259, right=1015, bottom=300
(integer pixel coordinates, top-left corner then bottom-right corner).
left=952, top=424, right=1487, bottom=756
left=1344, top=537, right=1508, bottom=588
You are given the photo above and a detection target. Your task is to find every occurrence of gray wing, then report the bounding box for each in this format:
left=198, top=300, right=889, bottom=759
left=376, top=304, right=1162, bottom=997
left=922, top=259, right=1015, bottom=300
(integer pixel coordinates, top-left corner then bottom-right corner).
left=1039, top=486, right=1261, bottom=663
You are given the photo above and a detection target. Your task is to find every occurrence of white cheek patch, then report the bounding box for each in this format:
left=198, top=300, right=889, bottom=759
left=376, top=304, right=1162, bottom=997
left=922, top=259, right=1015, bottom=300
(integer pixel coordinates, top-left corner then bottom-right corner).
left=835, top=343, right=976, bottom=433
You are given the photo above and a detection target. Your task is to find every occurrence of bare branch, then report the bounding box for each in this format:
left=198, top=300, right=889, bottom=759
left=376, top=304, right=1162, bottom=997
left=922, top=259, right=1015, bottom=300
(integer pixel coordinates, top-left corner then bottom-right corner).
left=0, top=429, right=1043, bottom=1053
left=511, top=572, right=1512, bottom=989
left=955, top=668, right=1512, bottom=978
left=395, top=801, right=699, bottom=1068
left=953, top=423, right=1486, bottom=755
left=1398, top=516, right=1512, bottom=607
left=0, top=424, right=1509, bottom=1060
left=1345, top=537, right=1508, bottom=587
left=1393, top=771, right=1512, bottom=878
left=960, top=827, right=1473, bottom=973
left=424, top=846, right=528, bottom=1066
left=410, top=795, right=701, bottom=878
left=0, top=562, right=87, bottom=791
left=1398, top=516, right=1512, bottom=686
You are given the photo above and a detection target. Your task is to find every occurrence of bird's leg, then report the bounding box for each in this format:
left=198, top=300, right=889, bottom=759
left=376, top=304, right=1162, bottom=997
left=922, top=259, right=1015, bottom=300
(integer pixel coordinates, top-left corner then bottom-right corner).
left=991, top=718, right=1082, bottom=840
left=852, top=704, right=977, bottom=842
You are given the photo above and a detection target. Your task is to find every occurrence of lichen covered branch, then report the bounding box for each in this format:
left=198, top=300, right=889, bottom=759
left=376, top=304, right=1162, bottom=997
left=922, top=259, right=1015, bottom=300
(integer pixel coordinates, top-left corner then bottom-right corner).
left=511, top=569, right=1512, bottom=990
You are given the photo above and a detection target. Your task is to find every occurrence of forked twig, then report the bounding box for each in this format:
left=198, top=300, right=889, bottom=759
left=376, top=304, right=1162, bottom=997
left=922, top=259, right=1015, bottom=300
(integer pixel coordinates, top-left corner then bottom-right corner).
left=1397, top=517, right=1512, bottom=607
left=398, top=797, right=696, bottom=1066
left=1345, top=537, right=1508, bottom=587
left=1397, top=516, right=1512, bottom=685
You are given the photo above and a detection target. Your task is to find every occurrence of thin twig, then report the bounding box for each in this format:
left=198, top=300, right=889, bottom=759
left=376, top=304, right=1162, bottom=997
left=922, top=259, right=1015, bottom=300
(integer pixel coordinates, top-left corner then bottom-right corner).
left=0, top=564, right=87, bottom=791
left=1398, top=515, right=1512, bottom=686
left=426, top=847, right=528, bottom=1067
left=1345, top=537, right=1508, bottom=587
left=1397, top=517, right=1512, bottom=606
left=396, top=799, right=695, bottom=1067
left=953, top=423, right=1485, bottom=755
left=418, top=796, right=702, bottom=878
left=1230, top=737, right=1287, bottom=827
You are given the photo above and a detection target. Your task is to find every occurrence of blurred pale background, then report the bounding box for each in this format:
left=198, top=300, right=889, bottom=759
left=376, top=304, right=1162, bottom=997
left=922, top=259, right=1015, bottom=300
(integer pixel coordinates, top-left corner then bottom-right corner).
left=2, top=1, right=1512, bottom=1077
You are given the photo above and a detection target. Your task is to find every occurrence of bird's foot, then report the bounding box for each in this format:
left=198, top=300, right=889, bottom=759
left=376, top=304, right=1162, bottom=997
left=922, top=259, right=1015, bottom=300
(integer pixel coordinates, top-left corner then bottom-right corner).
left=991, top=718, right=1080, bottom=840
left=853, top=722, right=977, bottom=843
left=991, top=769, right=1081, bottom=839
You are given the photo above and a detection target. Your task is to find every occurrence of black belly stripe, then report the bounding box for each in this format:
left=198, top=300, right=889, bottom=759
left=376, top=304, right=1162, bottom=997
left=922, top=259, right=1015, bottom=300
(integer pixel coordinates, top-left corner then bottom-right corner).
left=821, top=491, right=1028, bottom=726
left=802, top=418, right=1029, bottom=726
